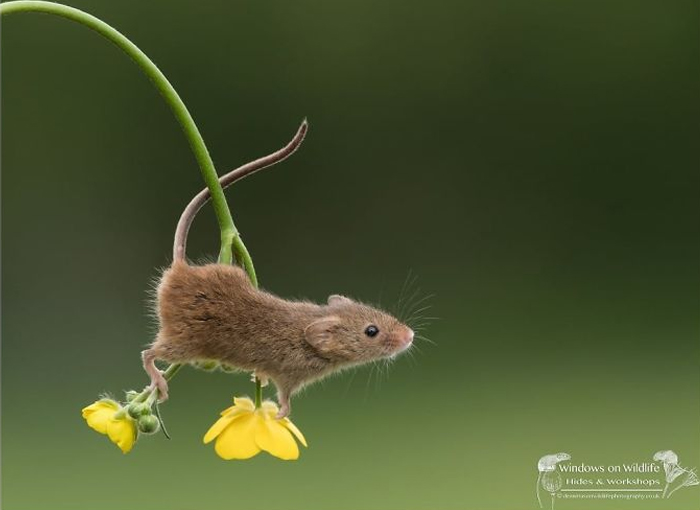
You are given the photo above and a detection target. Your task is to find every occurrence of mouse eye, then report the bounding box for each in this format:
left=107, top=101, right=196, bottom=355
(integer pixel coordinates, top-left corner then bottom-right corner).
left=364, top=325, right=379, bottom=338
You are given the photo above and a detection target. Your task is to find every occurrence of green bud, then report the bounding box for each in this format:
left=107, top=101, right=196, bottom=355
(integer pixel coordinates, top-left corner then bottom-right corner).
left=219, top=363, right=238, bottom=373
left=193, top=360, right=219, bottom=371
left=124, top=390, right=140, bottom=403
left=127, top=402, right=151, bottom=419
left=138, top=414, right=161, bottom=434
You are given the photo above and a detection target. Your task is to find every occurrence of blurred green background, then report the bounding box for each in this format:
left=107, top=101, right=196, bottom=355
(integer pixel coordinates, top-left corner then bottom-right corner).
left=2, top=1, right=698, bottom=509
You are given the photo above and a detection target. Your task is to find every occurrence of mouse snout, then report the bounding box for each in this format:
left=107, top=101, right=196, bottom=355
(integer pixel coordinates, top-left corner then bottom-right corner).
left=391, top=326, right=414, bottom=352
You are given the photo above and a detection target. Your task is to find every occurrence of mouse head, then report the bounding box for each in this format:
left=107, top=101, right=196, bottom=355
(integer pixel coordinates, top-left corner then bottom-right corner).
left=304, top=295, right=414, bottom=363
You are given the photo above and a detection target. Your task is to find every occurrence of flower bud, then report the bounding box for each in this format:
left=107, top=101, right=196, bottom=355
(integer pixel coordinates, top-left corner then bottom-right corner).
left=124, top=390, right=140, bottom=403
left=138, top=414, right=161, bottom=434
left=127, top=402, right=151, bottom=419
left=193, top=360, right=219, bottom=371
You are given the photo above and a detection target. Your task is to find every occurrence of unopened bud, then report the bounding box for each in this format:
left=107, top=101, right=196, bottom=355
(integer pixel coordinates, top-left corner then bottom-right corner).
left=127, top=402, right=151, bottom=419
left=193, top=360, right=219, bottom=371
left=138, top=414, right=161, bottom=434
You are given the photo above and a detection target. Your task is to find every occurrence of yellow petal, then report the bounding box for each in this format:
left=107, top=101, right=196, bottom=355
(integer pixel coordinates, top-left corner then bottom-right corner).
left=83, top=404, right=118, bottom=435
left=232, top=397, right=255, bottom=412
left=81, top=400, right=118, bottom=418
left=259, top=400, right=279, bottom=418
left=281, top=418, right=308, bottom=448
left=255, top=414, right=299, bottom=460
left=214, top=414, right=261, bottom=460
left=219, top=406, right=238, bottom=416
left=106, top=417, right=137, bottom=454
left=203, top=408, right=250, bottom=444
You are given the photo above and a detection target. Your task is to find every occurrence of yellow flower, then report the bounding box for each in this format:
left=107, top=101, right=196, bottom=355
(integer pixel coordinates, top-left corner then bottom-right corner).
left=204, top=397, right=307, bottom=460
left=81, top=399, right=137, bottom=453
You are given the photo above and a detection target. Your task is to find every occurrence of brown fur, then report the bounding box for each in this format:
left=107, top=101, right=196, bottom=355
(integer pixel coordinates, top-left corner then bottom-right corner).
left=145, top=260, right=413, bottom=416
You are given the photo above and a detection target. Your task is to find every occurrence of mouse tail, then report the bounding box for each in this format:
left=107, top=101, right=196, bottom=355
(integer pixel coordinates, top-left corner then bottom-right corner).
left=173, top=119, right=308, bottom=263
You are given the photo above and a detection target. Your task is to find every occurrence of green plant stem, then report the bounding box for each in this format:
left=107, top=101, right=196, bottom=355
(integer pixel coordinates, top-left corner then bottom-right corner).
left=254, top=378, right=263, bottom=408
left=0, top=1, right=248, bottom=265
left=1, top=1, right=262, bottom=403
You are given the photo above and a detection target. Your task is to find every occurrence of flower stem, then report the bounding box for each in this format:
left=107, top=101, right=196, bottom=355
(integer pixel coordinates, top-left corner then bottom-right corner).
left=254, top=377, right=263, bottom=408
left=0, top=1, right=243, bottom=262
left=1, top=1, right=261, bottom=398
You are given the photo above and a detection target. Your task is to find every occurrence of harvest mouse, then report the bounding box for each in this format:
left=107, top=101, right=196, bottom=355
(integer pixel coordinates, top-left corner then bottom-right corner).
left=142, top=122, right=414, bottom=418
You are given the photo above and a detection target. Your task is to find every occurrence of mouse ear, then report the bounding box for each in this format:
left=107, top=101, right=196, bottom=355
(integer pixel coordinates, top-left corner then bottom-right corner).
left=328, top=294, right=353, bottom=306
left=304, top=316, right=342, bottom=354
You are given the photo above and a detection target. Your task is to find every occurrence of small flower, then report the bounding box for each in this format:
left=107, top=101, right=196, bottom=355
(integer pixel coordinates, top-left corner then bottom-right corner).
left=203, top=397, right=307, bottom=460
left=82, top=399, right=137, bottom=453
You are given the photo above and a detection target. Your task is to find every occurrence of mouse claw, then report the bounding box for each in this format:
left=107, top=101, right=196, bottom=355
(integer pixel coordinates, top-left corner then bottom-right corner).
left=149, top=378, right=169, bottom=402
left=142, top=348, right=169, bottom=402
left=276, top=398, right=290, bottom=419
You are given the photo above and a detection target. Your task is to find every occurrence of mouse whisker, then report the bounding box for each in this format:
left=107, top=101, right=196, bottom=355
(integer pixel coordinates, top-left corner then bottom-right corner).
left=404, top=293, right=435, bottom=316
left=404, top=297, right=436, bottom=326
left=381, top=358, right=392, bottom=379
left=394, top=270, right=418, bottom=320
left=364, top=362, right=377, bottom=401
left=403, top=346, right=419, bottom=367
left=394, top=269, right=413, bottom=312
left=408, top=315, right=441, bottom=327
left=399, top=284, right=423, bottom=322
left=405, top=304, right=434, bottom=325
left=374, top=362, right=384, bottom=392
left=409, top=320, right=432, bottom=331
left=342, top=366, right=359, bottom=397
left=415, top=333, right=436, bottom=346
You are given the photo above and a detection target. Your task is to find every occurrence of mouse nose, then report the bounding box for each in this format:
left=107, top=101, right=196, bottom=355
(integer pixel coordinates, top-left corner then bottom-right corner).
left=398, top=327, right=414, bottom=350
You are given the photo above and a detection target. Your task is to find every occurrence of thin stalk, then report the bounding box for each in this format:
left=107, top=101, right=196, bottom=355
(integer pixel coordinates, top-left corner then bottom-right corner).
left=254, top=377, right=263, bottom=408
left=1, top=1, right=260, bottom=400
left=0, top=1, right=245, bottom=264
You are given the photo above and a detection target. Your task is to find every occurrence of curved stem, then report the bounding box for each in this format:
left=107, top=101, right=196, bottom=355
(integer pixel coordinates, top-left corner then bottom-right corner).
left=0, top=1, right=253, bottom=269
left=1, top=2, right=261, bottom=404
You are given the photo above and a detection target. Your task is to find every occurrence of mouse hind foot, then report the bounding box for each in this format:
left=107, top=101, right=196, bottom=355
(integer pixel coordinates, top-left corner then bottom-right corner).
left=276, top=390, right=291, bottom=419
left=142, top=348, right=169, bottom=402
